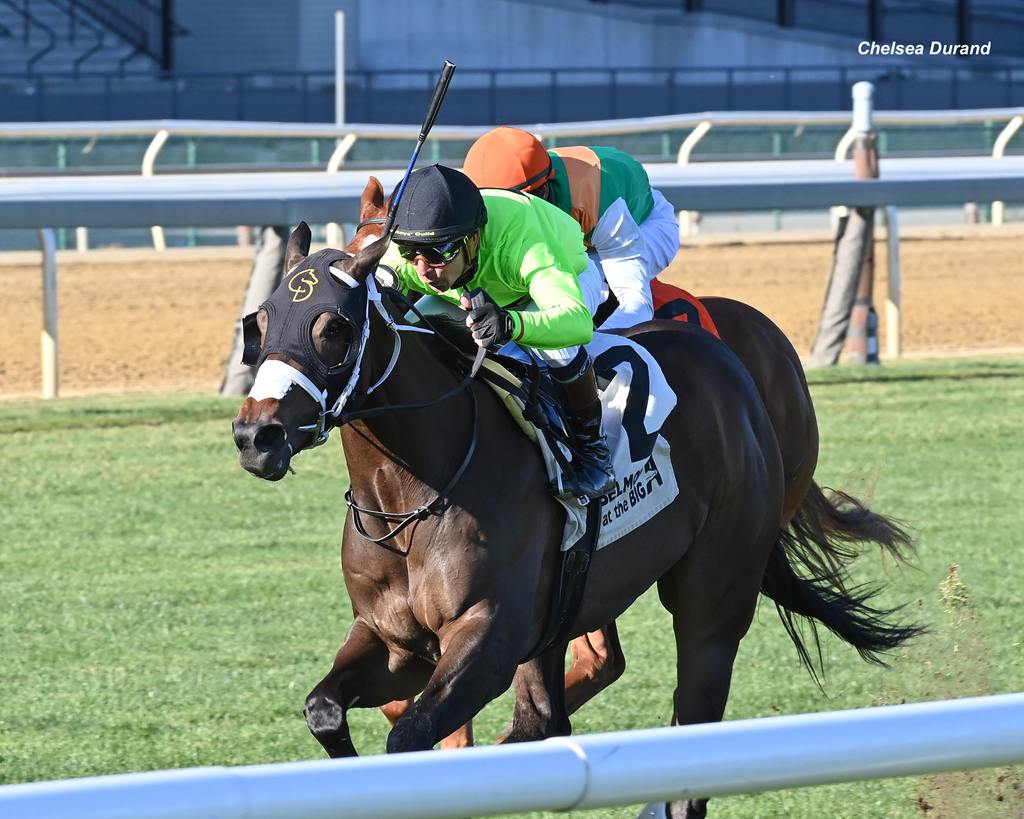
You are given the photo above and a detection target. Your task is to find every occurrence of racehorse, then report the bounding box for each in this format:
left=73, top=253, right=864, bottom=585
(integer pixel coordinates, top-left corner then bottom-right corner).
left=232, top=212, right=918, bottom=819
left=345, top=177, right=914, bottom=749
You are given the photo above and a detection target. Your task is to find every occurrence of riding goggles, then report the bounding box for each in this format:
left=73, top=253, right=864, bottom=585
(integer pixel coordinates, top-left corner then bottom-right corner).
left=395, top=237, right=464, bottom=266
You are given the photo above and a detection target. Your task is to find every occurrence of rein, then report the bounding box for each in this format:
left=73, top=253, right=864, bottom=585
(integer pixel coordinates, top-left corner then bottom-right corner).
left=339, top=286, right=483, bottom=554
left=355, top=216, right=387, bottom=232
left=344, top=388, right=478, bottom=552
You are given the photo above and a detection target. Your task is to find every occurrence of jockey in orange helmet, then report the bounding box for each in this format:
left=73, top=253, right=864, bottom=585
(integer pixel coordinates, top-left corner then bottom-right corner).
left=463, top=126, right=681, bottom=331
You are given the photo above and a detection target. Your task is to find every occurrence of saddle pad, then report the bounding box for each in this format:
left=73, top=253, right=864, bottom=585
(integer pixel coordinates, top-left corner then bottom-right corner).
left=651, top=279, right=721, bottom=338
left=540, top=332, right=679, bottom=551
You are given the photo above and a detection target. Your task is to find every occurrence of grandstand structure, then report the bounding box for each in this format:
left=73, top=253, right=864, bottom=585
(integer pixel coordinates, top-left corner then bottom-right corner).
left=0, top=0, right=1021, bottom=123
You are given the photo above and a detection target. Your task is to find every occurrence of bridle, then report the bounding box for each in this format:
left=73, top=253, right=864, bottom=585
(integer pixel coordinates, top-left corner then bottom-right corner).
left=250, top=256, right=482, bottom=554
left=355, top=216, right=387, bottom=233
left=248, top=216, right=477, bottom=552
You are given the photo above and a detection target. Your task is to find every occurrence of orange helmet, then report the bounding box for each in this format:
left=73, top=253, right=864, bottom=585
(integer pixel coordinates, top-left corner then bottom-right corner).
left=463, top=126, right=552, bottom=193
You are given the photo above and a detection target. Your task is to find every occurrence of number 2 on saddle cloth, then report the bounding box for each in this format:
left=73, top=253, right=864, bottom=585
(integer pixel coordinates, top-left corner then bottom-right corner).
left=650, top=279, right=721, bottom=339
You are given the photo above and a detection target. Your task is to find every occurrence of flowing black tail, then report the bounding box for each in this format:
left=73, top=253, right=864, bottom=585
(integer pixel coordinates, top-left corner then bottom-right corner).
left=762, top=481, right=924, bottom=680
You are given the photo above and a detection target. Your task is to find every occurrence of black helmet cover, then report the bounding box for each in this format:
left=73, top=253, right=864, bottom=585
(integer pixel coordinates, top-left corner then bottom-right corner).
left=391, top=164, right=488, bottom=245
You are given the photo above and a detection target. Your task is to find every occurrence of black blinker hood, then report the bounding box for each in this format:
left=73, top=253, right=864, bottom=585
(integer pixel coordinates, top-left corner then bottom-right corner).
left=241, top=248, right=369, bottom=385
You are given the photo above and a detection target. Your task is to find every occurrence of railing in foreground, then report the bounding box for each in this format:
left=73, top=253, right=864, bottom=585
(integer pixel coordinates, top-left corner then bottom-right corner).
left=1, top=693, right=1022, bottom=819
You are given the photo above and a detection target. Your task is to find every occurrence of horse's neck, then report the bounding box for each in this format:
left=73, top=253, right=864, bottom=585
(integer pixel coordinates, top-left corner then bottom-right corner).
left=341, top=321, right=472, bottom=487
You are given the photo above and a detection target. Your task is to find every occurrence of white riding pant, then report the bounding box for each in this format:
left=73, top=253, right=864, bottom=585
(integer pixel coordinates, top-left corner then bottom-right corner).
left=600, top=189, right=681, bottom=330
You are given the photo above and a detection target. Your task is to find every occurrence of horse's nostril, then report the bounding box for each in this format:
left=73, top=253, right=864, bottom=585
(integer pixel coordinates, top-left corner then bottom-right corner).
left=232, top=420, right=250, bottom=452
left=253, top=423, right=287, bottom=454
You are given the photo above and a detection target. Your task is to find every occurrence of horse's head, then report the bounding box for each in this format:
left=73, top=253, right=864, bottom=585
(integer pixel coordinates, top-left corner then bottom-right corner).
left=232, top=221, right=389, bottom=480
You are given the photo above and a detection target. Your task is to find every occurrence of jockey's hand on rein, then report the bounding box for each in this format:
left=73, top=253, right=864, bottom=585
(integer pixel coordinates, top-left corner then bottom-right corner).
left=462, top=288, right=514, bottom=349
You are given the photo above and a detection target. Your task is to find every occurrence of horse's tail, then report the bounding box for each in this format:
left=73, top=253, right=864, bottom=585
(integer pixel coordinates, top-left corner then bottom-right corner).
left=796, top=481, right=915, bottom=566
left=761, top=483, right=923, bottom=679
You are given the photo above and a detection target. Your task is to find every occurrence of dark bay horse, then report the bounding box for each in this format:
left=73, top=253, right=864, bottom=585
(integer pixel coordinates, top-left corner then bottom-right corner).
left=346, top=177, right=914, bottom=748
left=232, top=213, right=918, bottom=817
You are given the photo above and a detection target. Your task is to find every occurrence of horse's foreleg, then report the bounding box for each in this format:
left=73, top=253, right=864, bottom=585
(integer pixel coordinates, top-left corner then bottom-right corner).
left=380, top=698, right=474, bottom=749
left=564, top=622, right=625, bottom=714
left=387, top=608, right=519, bottom=754
left=497, top=641, right=570, bottom=744
left=305, top=618, right=430, bottom=758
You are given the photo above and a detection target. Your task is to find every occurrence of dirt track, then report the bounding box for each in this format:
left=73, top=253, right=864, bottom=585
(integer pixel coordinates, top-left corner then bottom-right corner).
left=1, top=232, right=1022, bottom=397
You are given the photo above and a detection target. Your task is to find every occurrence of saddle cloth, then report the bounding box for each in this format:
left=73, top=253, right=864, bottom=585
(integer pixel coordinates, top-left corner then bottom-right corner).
left=651, top=279, right=721, bottom=338
left=483, top=331, right=679, bottom=552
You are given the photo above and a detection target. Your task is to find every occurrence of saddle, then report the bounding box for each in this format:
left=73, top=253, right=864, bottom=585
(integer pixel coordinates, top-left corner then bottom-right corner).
left=468, top=347, right=599, bottom=498
left=468, top=332, right=680, bottom=659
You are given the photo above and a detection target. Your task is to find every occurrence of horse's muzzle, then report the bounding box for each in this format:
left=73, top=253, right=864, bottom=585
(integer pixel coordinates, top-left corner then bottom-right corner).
left=232, top=403, right=292, bottom=481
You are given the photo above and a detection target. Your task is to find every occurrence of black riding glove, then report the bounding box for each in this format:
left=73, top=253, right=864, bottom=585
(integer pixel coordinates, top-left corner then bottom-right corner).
left=466, top=289, right=514, bottom=349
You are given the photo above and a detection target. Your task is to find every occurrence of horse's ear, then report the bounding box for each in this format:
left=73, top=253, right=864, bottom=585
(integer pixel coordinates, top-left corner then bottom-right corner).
left=349, top=236, right=389, bottom=283
left=361, top=176, right=385, bottom=216
left=285, top=221, right=312, bottom=271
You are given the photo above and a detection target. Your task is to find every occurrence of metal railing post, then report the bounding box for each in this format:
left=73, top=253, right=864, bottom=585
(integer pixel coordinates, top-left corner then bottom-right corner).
left=142, top=128, right=170, bottom=250
left=38, top=228, right=59, bottom=398
left=847, top=81, right=880, bottom=365
left=676, top=120, right=712, bottom=238
left=325, top=133, right=358, bottom=247
left=991, top=114, right=1022, bottom=226
left=884, top=205, right=901, bottom=358
left=186, top=138, right=197, bottom=246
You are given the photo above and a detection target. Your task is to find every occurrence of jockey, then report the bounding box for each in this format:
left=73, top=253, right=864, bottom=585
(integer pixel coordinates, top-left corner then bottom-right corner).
left=382, top=163, right=615, bottom=502
left=462, top=126, right=681, bottom=330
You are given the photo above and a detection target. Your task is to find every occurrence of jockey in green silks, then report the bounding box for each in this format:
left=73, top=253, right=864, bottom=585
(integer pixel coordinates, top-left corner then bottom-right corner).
left=381, top=163, right=614, bottom=501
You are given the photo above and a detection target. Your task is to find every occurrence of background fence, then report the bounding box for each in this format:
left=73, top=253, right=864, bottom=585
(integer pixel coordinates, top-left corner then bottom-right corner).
left=1, top=106, right=1021, bottom=251
left=2, top=64, right=1024, bottom=124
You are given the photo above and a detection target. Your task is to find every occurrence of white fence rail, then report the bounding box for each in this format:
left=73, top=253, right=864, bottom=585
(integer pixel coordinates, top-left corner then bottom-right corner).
left=1, top=693, right=1022, bottom=819
left=2, top=154, right=1023, bottom=397
left=2, top=155, right=1023, bottom=227
left=3, top=106, right=1024, bottom=397
left=2, top=106, right=1023, bottom=159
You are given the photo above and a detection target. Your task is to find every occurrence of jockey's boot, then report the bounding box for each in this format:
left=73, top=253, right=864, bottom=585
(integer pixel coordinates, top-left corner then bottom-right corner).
left=556, top=359, right=615, bottom=501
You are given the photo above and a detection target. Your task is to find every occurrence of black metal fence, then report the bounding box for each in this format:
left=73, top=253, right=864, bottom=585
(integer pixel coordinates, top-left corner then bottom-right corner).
left=1, top=64, right=1022, bottom=124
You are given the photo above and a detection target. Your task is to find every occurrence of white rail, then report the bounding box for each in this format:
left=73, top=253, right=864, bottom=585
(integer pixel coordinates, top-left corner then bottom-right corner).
left=1, top=156, right=1022, bottom=228
left=4, top=107, right=1021, bottom=258
left=4, top=108, right=1021, bottom=247
left=1, top=693, right=1022, bottom=819
left=2, top=108, right=1023, bottom=142
left=2, top=154, right=1023, bottom=398
left=2, top=110, right=1022, bottom=188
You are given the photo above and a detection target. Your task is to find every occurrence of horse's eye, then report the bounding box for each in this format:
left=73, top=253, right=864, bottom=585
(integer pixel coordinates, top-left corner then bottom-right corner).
left=324, top=320, right=347, bottom=340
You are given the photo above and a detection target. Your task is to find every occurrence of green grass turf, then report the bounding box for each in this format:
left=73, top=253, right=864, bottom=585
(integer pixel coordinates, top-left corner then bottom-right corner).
left=1, top=357, right=1021, bottom=817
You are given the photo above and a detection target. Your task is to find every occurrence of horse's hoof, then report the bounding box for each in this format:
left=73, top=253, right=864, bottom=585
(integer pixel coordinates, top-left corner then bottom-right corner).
left=666, top=799, right=707, bottom=819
